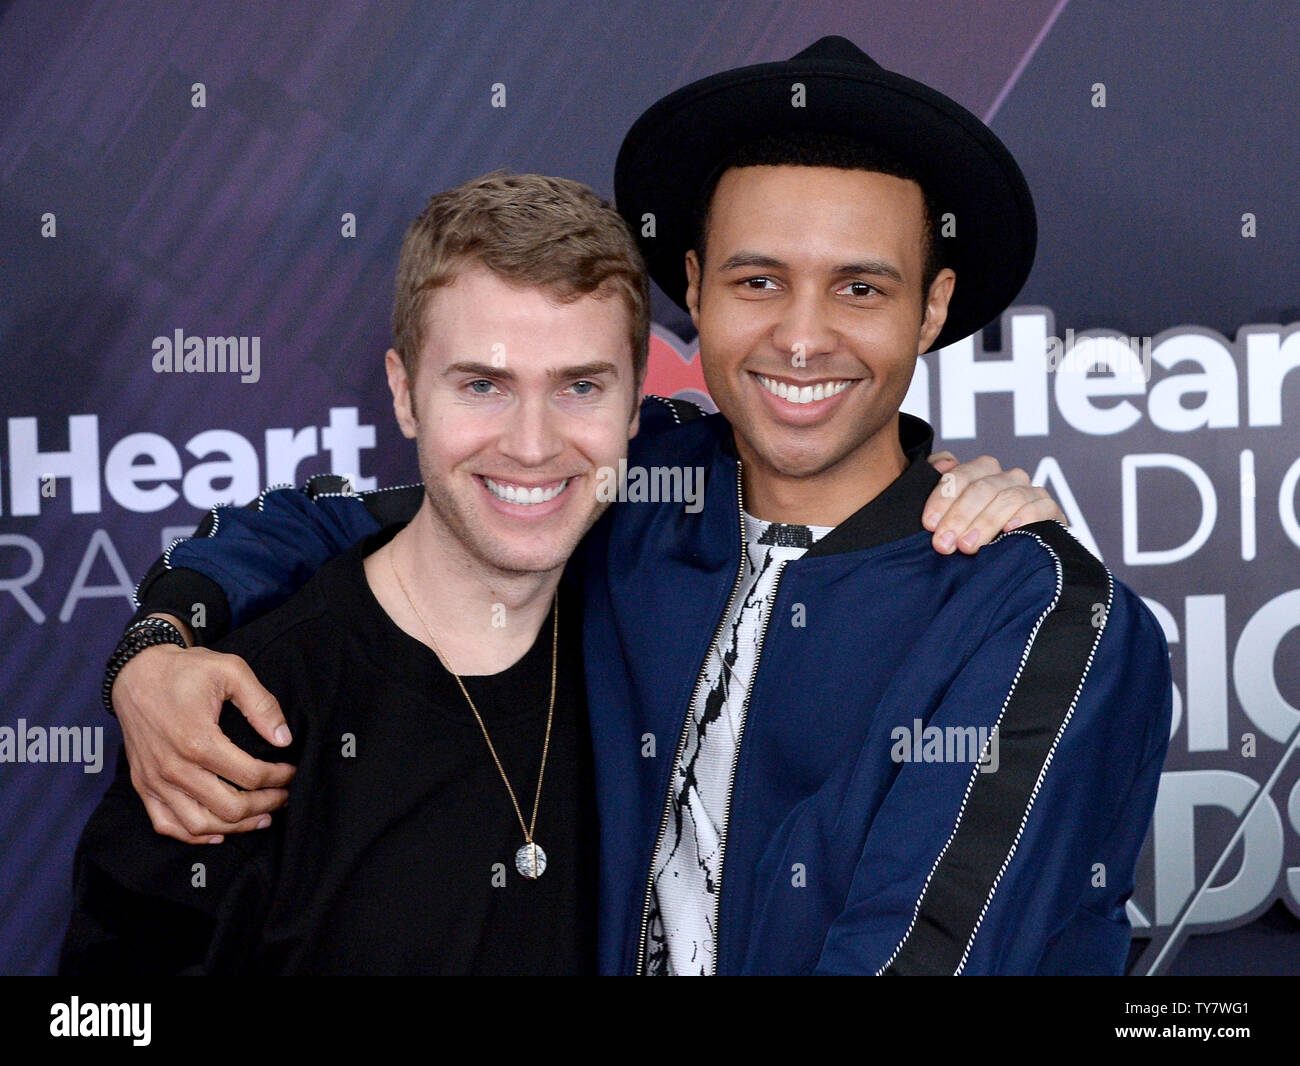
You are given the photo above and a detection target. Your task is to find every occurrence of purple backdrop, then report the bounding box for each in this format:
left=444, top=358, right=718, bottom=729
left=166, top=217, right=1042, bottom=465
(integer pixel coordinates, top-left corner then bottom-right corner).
left=1, top=0, right=1297, bottom=975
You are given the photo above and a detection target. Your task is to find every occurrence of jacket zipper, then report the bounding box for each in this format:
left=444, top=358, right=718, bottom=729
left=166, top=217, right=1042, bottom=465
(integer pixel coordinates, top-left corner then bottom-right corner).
left=711, top=556, right=785, bottom=973
left=635, top=460, right=747, bottom=975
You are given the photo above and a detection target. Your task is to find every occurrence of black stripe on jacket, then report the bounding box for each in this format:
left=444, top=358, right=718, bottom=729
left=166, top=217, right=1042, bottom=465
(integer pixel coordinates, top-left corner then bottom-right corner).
left=880, top=520, right=1113, bottom=976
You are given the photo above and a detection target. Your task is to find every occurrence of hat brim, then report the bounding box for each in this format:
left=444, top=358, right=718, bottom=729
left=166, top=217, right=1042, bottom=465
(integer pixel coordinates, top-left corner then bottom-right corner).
left=615, top=56, right=1037, bottom=352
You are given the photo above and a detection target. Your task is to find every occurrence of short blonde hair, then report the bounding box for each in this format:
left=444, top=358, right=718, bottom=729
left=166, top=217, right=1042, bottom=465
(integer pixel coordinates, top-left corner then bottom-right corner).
left=392, top=170, right=649, bottom=382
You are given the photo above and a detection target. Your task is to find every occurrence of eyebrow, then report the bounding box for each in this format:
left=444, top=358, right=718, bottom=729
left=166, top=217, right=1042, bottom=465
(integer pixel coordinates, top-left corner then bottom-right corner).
left=443, top=360, right=621, bottom=381
left=717, top=251, right=904, bottom=285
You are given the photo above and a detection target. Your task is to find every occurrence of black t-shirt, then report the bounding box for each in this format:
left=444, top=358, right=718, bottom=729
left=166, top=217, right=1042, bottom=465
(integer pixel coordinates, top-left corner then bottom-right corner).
left=61, top=526, right=597, bottom=975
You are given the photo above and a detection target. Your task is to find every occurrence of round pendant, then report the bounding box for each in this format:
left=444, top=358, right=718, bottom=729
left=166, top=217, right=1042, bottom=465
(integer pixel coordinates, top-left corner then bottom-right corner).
left=515, top=842, right=547, bottom=879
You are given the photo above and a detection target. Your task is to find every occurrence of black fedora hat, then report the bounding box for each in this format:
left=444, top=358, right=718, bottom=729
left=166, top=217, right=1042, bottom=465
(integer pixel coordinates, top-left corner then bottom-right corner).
left=614, top=35, right=1037, bottom=352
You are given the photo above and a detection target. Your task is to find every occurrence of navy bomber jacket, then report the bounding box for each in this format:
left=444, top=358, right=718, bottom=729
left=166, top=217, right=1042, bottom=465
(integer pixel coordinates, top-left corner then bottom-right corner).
left=126, top=396, right=1172, bottom=975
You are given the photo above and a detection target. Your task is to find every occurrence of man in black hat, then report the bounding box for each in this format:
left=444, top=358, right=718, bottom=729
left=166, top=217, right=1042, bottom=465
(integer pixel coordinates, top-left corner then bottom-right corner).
left=616, top=35, right=1036, bottom=358
left=99, top=38, right=1168, bottom=975
left=589, top=36, right=1169, bottom=975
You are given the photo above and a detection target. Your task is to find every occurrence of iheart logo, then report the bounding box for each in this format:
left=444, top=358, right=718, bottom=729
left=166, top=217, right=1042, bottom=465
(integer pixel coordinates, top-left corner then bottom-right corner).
left=642, top=323, right=716, bottom=412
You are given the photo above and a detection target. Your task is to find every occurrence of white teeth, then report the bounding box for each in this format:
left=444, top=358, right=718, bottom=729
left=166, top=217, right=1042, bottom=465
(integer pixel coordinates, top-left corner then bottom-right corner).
left=483, top=477, right=569, bottom=505
left=757, top=375, right=853, bottom=405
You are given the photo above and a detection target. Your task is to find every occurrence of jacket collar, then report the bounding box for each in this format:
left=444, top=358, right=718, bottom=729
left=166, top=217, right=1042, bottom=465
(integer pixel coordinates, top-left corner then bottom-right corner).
left=803, top=413, right=940, bottom=557
left=713, top=412, right=940, bottom=558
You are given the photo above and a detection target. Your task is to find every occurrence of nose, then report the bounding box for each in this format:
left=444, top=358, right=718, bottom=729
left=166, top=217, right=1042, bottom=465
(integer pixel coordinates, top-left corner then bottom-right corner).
left=770, top=287, right=838, bottom=367
left=497, top=392, right=565, bottom=468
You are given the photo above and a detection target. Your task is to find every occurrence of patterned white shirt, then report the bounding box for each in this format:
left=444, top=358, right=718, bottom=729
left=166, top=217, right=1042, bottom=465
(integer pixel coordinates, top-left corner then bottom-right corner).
left=644, top=511, right=832, bottom=975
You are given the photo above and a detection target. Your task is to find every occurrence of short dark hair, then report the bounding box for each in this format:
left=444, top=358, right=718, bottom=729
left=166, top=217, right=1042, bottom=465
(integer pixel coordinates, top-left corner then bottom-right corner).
left=692, top=131, right=943, bottom=300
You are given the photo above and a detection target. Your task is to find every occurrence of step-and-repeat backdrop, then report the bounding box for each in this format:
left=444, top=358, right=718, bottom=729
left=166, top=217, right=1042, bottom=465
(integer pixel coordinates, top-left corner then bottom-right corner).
left=2, top=0, right=1297, bottom=974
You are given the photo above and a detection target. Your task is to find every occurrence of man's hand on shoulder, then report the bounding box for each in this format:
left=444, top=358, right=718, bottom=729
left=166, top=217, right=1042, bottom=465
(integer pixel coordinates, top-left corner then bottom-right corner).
left=922, top=452, right=1066, bottom=554
left=112, top=634, right=296, bottom=843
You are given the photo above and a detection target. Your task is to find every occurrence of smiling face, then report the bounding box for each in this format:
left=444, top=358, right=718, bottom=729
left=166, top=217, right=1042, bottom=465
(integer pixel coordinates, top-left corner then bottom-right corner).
left=686, top=165, right=955, bottom=522
left=386, top=263, right=640, bottom=577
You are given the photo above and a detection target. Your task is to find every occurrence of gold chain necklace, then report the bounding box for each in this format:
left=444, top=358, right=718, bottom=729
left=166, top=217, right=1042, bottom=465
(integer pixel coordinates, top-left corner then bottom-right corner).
left=389, top=550, right=557, bottom=879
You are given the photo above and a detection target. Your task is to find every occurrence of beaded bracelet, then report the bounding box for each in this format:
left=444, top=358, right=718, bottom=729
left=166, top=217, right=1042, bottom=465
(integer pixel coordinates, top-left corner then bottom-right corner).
left=101, top=617, right=189, bottom=715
